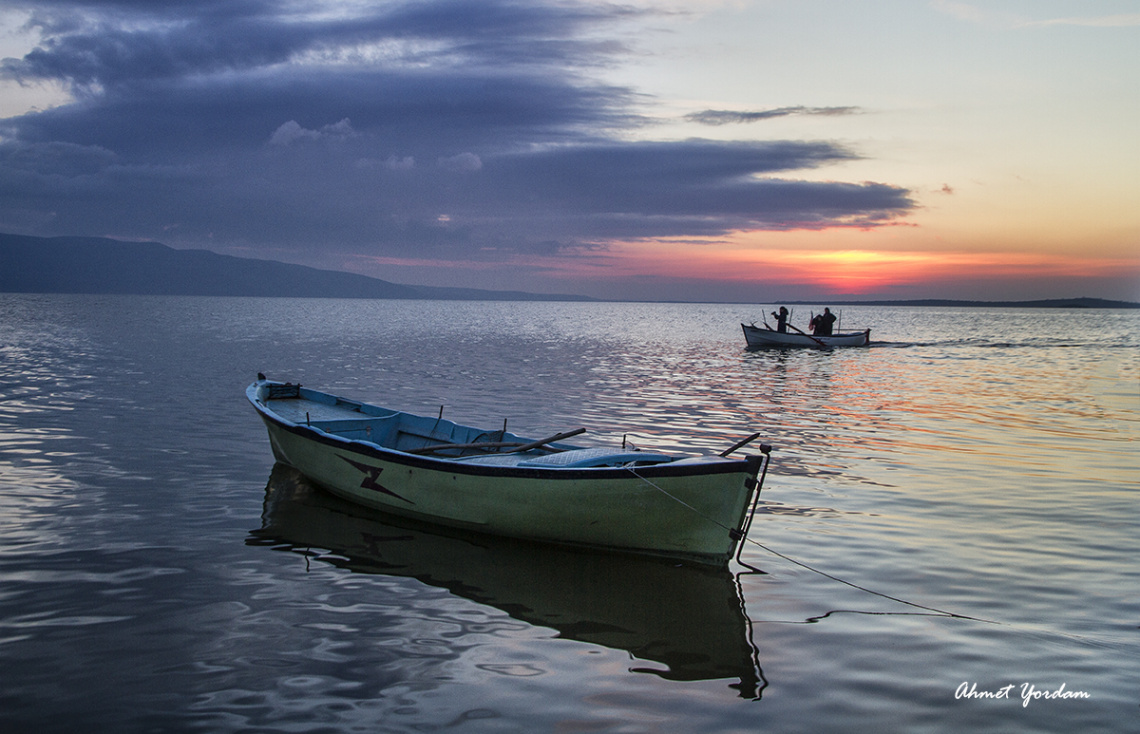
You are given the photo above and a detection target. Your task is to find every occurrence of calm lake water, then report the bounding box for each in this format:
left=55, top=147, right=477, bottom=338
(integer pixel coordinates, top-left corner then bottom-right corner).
left=0, top=294, right=1136, bottom=733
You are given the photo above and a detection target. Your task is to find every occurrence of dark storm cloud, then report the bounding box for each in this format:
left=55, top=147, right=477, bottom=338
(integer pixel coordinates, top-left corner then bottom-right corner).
left=477, top=140, right=909, bottom=232
left=0, top=0, right=913, bottom=262
left=685, top=106, right=861, bottom=125
left=4, top=0, right=632, bottom=89
left=5, top=66, right=633, bottom=160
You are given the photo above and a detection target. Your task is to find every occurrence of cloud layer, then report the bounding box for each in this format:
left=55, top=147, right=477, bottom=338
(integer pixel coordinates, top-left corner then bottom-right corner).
left=0, top=0, right=914, bottom=286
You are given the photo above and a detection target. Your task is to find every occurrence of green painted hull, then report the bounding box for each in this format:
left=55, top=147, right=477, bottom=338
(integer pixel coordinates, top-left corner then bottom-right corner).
left=248, top=380, right=768, bottom=564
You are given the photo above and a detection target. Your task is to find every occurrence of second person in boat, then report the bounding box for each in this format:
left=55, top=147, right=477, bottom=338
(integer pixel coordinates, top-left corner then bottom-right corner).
left=810, top=308, right=837, bottom=336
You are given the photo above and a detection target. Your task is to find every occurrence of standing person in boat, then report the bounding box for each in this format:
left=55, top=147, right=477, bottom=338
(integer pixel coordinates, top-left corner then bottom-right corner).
left=770, top=306, right=789, bottom=333
left=810, top=308, right=837, bottom=336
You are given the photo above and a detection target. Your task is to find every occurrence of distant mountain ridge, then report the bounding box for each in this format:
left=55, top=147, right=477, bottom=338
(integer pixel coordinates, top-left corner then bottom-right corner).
left=0, top=233, right=594, bottom=301
left=2, top=232, right=1137, bottom=307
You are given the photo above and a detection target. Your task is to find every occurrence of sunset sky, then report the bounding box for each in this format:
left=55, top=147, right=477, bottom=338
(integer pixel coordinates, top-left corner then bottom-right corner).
left=1, top=0, right=1137, bottom=302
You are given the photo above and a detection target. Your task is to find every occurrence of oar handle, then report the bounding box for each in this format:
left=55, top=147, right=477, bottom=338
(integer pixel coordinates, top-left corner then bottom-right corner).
left=720, top=432, right=764, bottom=457
left=788, top=323, right=828, bottom=347
left=512, top=427, right=587, bottom=453
left=411, top=427, right=587, bottom=456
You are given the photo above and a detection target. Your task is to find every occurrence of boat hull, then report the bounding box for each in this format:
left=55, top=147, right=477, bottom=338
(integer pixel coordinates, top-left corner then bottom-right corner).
left=248, top=380, right=766, bottom=564
left=742, top=323, right=870, bottom=348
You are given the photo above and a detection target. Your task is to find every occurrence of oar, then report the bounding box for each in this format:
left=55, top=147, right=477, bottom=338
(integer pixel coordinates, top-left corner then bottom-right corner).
left=412, top=427, right=586, bottom=455
left=788, top=322, right=830, bottom=349
left=510, top=427, right=587, bottom=453
left=411, top=440, right=527, bottom=455
left=719, top=432, right=765, bottom=457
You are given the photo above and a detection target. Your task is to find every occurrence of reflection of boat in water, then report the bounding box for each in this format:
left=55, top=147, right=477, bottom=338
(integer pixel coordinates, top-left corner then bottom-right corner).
left=249, top=463, right=767, bottom=698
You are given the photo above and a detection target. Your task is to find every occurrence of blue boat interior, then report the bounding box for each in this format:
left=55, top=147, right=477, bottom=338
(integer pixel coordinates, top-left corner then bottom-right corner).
left=257, top=382, right=678, bottom=467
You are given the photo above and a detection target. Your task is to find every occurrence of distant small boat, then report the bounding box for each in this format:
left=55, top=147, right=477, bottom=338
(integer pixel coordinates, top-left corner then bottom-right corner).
left=247, top=377, right=771, bottom=564
left=741, top=323, right=871, bottom=349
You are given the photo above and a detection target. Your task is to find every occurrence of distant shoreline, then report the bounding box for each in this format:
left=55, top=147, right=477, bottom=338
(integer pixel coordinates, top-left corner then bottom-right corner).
left=773, top=298, right=1140, bottom=309
left=2, top=232, right=1137, bottom=308
left=4, top=292, right=1137, bottom=310
left=636, top=297, right=1140, bottom=308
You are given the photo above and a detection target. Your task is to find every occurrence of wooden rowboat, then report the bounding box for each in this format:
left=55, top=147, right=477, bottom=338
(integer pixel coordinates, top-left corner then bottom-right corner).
left=247, top=376, right=771, bottom=565
left=741, top=323, right=871, bottom=349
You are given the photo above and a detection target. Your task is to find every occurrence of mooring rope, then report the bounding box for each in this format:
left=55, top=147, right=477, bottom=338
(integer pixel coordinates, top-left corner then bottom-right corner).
left=627, top=464, right=1136, bottom=651
left=625, top=465, right=998, bottom=624
left=736, top=535, right=998, bottom=623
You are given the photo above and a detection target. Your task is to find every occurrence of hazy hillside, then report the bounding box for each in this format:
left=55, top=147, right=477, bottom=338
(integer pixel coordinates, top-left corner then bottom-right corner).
left=0, top=233, right=593, bottom=301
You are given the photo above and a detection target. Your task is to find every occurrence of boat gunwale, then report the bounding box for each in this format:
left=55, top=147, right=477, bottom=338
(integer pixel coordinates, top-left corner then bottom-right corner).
left=248, top=383, right=757, bottom=481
